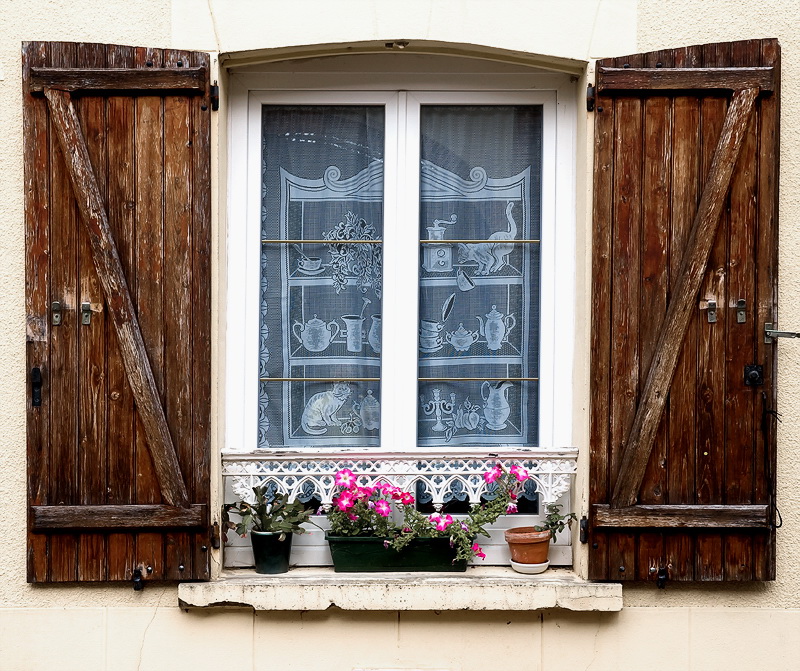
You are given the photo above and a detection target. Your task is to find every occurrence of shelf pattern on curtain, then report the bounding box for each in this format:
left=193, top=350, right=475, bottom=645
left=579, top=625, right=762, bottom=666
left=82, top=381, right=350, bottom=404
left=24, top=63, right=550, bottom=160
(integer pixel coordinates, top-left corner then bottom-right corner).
left=259, top=106, right=384, bottom=448
left=417, top=106, right=543, bottom=447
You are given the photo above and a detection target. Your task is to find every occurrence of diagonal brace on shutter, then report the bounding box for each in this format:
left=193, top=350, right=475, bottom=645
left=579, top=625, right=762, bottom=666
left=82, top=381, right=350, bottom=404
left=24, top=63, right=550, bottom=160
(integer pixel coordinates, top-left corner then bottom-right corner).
left=611, top=87, right=759, bottom=509
left=44, top=88, right=189, bottom=508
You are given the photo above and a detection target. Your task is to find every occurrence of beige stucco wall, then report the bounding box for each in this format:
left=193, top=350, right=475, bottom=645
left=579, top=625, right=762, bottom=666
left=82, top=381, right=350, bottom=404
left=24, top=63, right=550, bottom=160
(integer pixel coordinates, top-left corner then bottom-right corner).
left=3, top=1, right=800, bottom=669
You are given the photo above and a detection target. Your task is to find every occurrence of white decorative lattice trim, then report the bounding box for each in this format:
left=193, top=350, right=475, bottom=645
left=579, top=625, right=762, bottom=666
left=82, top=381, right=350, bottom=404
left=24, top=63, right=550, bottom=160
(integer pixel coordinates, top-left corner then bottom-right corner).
left=222, top=449, right=577, bottom=506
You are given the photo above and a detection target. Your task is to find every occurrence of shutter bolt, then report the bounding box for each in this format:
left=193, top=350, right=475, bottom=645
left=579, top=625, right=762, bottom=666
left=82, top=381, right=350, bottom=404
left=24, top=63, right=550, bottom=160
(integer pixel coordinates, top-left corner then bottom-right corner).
left=178, top=564, right=185, bottom=572
left=619, top=565, right=626, bottom=572
left=623, top=63, right=630, bottom=68
left=177, top=60, right=184, bottom=67
left=146, top=61, right=153, bottom=67
left=656, top=62, right=663, bottom=68
left=146, top=565, right=153, bottom=574
left=592, top=542, right=598, bottom=549
left=201, top=545, right=208, bottom=552
left=649, top=566, right=657, bottom=574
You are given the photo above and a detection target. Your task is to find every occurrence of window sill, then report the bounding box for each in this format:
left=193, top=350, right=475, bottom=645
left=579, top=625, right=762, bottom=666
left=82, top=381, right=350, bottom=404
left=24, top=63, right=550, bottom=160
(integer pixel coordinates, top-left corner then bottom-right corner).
left=177, top=567, right=622, bottom=612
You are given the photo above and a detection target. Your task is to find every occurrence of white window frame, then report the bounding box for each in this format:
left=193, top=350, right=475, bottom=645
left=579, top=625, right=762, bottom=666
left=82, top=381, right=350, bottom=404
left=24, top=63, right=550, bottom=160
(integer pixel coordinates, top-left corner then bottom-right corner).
left=224, top=68, right=578, bottom=566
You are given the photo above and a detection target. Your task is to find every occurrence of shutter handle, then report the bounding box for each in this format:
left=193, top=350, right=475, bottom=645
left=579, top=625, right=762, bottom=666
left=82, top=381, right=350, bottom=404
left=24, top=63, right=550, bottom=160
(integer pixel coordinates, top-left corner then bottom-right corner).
left=31, top=367, right=42, bottom=407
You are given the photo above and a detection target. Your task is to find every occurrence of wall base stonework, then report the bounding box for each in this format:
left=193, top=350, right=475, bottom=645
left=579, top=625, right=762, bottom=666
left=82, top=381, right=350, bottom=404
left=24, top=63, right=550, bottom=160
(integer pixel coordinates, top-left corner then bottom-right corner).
left=2, top=606, right=800, bottom=671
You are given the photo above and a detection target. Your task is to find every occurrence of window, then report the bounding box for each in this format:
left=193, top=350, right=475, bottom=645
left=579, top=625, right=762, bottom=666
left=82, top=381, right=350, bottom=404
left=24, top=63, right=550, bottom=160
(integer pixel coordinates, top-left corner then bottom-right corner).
left=224, top=61, right=579, bottom=566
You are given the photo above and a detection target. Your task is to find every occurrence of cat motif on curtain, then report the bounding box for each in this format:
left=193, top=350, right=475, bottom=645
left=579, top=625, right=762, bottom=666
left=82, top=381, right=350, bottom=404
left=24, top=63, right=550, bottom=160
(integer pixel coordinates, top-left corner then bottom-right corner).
left=300, top=382, right=352, bottom=435
left=456, top=201, right=517, bottom=275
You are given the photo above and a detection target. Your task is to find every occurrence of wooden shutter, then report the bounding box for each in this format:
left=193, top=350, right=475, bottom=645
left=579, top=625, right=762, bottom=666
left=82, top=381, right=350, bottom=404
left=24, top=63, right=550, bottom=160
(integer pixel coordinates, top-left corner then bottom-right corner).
left=24, top=42, right=212, bottom=583
left=589, top=39, right=780, bottom=582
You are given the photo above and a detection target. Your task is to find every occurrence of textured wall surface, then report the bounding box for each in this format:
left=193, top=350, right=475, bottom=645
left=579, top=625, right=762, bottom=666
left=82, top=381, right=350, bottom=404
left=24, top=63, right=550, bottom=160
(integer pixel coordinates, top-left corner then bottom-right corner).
left=2, top=0, right=800, bottom=668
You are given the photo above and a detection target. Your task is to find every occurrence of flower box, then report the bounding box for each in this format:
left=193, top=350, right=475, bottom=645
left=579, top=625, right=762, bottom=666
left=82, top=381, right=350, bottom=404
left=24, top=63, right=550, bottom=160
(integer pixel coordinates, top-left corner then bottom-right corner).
left=326, top=534, right=467, bottom=573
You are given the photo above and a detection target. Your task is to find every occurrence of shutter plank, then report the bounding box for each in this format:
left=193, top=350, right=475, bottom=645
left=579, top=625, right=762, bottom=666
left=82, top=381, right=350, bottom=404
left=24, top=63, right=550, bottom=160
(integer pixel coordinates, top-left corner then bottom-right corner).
left=76, top=42, right=109, bottom=581
left=723, top=39, right=762, bottom=582
left=753, top=39, right=780, bottom=581
left=610, top=85, right=759, bottom=508
left=133, top=45, right=167, bottom=580
left=593, top=504, right=769, bottom=527
left=105, top=42, right=137, bottom=581
left=30, top=66, right=206, bottom=92
left=24, top=41, right=51, bottom=583
left=638, top=48, right=672, bottom=507
left=597, top=66, right=774, bottom=92
left=48, top=41, right=80, bottom=583
left=190, top=49, right=212, bottom=580
left=163, top=48, right=194, bottom=580
left=32, top=504, right=206, bottom=529
left=692, top=42, right=732, bottom=579
left=588, top=60, right=616, bottom=579
left=665, top=46, right=703, bottom=581
left=607, top=52, right=644, bottom=579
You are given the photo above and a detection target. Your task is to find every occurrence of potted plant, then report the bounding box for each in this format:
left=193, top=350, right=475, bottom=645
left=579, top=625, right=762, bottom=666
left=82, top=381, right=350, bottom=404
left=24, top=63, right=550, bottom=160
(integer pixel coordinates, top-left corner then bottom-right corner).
left=324, top=465, right=523, bottom=572
left=223, top=486, right=313, bottom=574
left=504, top=502, right=576, bottom=574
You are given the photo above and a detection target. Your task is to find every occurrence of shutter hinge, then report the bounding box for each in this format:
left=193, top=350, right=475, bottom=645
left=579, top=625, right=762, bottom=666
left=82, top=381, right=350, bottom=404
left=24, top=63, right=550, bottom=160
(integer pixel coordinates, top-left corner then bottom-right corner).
left=210, top=81, right=219, bottom=112
left=579, top=516, right=589, bottom=543
left=210, top=521, right=220, bottom=549
left=586, top=84, right=596, bottom=112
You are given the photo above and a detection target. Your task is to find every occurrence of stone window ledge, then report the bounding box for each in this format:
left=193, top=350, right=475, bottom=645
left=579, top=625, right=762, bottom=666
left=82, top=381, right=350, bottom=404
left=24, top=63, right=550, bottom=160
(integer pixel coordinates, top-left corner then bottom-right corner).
left=178, top=567, right=622, bottom=612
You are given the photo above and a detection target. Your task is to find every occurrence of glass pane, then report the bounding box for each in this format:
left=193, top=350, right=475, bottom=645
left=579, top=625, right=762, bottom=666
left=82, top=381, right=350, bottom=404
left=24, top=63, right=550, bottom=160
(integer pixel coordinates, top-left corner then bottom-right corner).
left=260, top=106, right=384, bottom=448
left=417, top=105, right=542, bottom=447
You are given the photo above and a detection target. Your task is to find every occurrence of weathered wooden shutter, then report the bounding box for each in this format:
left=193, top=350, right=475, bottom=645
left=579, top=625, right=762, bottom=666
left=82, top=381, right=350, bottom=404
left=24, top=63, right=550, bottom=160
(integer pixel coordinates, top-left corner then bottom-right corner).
left=589, top=39, right=780, bottom=582
left=24, top=42, right=212, bottom=583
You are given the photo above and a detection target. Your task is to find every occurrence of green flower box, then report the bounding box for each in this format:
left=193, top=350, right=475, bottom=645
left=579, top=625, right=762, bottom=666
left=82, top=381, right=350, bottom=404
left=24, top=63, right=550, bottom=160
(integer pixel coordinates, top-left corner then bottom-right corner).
left=326, top=534, right=467, bottom=573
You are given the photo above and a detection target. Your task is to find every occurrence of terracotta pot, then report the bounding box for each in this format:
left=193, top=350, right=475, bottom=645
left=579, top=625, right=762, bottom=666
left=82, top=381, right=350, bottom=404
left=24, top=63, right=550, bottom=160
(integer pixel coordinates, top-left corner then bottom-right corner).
left=504, top=526, right=552, bottom=564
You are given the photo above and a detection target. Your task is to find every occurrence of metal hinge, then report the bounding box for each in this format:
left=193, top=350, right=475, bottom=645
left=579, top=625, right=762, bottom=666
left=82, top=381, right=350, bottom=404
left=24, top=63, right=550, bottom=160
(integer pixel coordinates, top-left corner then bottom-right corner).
left=210, top=521, right=220, bottom=549
left=764, top=323, right=800, bottom=343
left=579, top=516, right=589, bottom=543
left=586, top=84, right=596, bottom=112
left=210, top=82, right=219, bottom=112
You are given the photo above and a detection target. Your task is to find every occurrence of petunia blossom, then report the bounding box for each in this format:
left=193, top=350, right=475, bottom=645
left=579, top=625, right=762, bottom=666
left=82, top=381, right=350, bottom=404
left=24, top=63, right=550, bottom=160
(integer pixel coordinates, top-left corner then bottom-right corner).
left=472, top=543, right=486, bottom=559
left=375, top=499, right=392, bottom=517
left=509, top=464, right=529, bottom=482
left=400, top=492, right=415, bottom=506
left=334, top=468, right=357, bottom=488
left=483, top=465, right=503, bottom=484
left=506, top=502, right=518, bottom=514
left=335, top=492, right=355, bottom=511
left=434, top=514, right=454, bottom=531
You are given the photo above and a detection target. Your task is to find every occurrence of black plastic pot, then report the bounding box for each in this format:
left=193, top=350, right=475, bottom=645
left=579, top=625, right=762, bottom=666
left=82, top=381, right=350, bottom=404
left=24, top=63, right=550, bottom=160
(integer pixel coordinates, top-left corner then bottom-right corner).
left=250, top=530, right=293, bottom=574
left=326, top=534, right=467, bottom=573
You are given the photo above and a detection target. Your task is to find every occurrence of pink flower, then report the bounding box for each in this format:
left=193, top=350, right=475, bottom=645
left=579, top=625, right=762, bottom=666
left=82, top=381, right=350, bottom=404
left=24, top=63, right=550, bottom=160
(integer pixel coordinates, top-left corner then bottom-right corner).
left=347, top=512, right=358, bottom=521
left=472, top=543, right=486, bottom=559
left=434, top=514, right=453, bottom=531
left=383, top=540, right=390, bottom=549
left=460, top=521, right=469, bottom=532
left=400, top=492, right=415, bottom=506
left=429, top=512, right=441, bottom=524
left=335, top=492, right=355, bottom=511
left=335, top=469, right=356, bottom=488
left=506, top=502, right=518, bottom=514
left=483, top=465, right=502, bottom=484
left=375, top=499, right=392, bottom=517
left=509, top=464, right=529, bottom=482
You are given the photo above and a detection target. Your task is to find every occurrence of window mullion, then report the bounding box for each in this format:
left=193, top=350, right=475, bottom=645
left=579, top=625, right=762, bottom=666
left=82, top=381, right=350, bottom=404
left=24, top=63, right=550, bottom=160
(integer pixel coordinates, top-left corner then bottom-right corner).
left=380, top=92, right=420, bottom=451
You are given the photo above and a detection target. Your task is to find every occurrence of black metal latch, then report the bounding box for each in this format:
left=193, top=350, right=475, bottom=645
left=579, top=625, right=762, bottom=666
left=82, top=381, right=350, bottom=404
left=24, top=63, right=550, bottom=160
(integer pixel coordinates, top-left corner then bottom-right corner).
left=745, top=364, right=764, bottom=386
left=31, top=367, right=42, bottom=407
left=132, top=568, right=144, bottom=591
